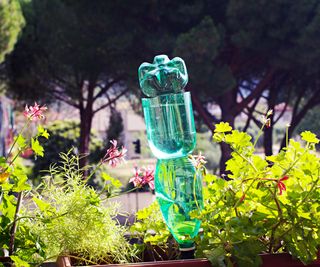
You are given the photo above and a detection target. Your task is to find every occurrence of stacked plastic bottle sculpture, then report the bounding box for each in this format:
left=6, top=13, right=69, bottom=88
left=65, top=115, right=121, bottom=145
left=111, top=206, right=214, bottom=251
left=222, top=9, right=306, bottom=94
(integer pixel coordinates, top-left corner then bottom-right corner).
left=138, top=55, right=203, bottom=250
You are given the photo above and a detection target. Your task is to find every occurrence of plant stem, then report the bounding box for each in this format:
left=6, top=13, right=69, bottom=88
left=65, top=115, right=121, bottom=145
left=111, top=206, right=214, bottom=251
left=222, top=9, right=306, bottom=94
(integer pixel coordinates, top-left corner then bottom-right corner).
left=6, top=121, right=30, bottom=159
left=4, top=151, right=23, bottom=172
left=83, top=161, right=103, bottom=183
left=100, top=187, right=139, bottom=201
left=193, top=172, right=201, bottom=211
left=9, top=191, right=23, bottom=255
left=231, top=145, right=258, bottom=172
left=268, top=186, right=283, bottom=253
left=254, top=124, right=265, bottom=148
left=234, top=179, right=256, bottom=208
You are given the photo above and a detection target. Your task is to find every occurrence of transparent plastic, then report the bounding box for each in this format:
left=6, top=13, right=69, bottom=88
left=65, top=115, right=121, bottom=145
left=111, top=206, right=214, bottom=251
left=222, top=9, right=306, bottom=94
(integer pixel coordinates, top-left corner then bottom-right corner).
left=155, top=157, right=203, bottom=247
left=142, top=92, right=196, bottom=159
left=138, top=55, right=188, bottom=97
left=139, top=55, right=203, bottom=249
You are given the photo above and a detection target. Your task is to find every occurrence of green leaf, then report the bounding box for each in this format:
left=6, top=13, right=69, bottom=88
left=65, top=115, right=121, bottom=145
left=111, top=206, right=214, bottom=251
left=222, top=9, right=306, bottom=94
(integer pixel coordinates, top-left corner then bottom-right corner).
left=11, top=166, right=30, bottom=191
left=225, top=130, right=252, bottom=147
left=301, top=131, right=319, bottom=144
left=31, top=138, right=44, bottom=157
left=101, top=172, right=122, bottom=188
left=204, top=174, right=218, bottom=184
left=10, top=256, right=30, bottom=267
left=14, top=171, right=31, bottom=192
left=214, top=122, right=232, bottom=133
left=213, top=132, right=224, bottom=142
left=37, top=125, right=50, bottom=139
left=205, top=246, right=226, bottom=267
left=32, top=196, right=51, bottom=213
left=0, top=193, right=16, bottom=219
left=16, top=134, right=26, bottom=149
left=0, top=157, right=6, bottom=164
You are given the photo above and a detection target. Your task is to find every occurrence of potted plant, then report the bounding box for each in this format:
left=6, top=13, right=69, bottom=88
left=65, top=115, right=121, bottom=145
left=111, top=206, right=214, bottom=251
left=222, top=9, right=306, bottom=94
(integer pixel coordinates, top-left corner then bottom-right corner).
left=0, top=103, right=49, bottom=267
left=194, top=113, right=320, bottom=266
left=17, top=145, right=139, bottom=266
left=24, top=149, right=211, bottom=267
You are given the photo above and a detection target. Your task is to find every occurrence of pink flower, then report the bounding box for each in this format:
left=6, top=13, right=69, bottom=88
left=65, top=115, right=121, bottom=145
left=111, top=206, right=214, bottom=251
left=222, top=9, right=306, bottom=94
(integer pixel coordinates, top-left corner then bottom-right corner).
left=190, top=152, right=207, bottom=169
left=23, top=102, right=47, bottom=121
left=129, top=165, right=155, bottom=190
left=129, top=166, right=143, bottom=187
left=102, top=140, right=127, bottom=167
left=142, top=165, right=155, bottom=190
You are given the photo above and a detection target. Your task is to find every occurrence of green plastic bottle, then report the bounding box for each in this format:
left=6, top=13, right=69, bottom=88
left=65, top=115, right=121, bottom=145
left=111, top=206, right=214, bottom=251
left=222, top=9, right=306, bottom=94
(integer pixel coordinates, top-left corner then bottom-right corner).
left=139, top=55, right=203, bottom=249
left=142, top=92, right=196, bottom=159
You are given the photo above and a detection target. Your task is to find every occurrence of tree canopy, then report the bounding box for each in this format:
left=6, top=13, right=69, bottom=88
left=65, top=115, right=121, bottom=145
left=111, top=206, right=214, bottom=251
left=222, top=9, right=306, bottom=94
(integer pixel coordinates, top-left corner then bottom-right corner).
left=4, top=0, right=320, bottom=171
left=0, top=0, right=24, bottom=63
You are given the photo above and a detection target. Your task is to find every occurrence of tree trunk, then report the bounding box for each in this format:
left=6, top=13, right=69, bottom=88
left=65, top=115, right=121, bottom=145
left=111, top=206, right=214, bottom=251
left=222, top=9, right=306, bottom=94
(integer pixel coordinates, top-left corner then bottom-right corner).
left=79, top=109, right=93, bottom=171
left=79, top=81, right=95, bottom=176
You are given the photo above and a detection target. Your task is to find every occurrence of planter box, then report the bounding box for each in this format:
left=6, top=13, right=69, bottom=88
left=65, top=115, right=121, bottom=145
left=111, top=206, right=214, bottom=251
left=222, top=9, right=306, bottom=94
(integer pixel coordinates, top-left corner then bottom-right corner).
left=57, top=254, right=320, bottom=267
left=56, top=256, right=211, bottom=267
left=260, top=253, right=320, bottom=267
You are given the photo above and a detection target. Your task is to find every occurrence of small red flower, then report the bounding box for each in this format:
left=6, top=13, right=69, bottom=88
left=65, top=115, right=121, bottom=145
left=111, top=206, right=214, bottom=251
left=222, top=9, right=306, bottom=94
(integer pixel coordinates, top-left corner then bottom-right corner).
left=240, top=194, right=246, bottom=202
left=277, top=176, right=289, bottom=195
left=102, top=140, right=127, bottom=167
left=23, top=102, right=47, bottom=121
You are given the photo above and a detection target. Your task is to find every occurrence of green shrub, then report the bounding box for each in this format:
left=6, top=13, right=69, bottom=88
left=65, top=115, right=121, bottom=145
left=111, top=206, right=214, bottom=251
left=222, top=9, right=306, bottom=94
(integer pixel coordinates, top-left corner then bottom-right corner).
left=195, top=122, right=320, bottom=267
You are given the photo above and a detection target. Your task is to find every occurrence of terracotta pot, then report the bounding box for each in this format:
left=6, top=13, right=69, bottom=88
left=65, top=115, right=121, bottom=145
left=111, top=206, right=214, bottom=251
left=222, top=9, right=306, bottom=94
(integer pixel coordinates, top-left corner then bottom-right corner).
left=56, top=256, right=211, bottom=267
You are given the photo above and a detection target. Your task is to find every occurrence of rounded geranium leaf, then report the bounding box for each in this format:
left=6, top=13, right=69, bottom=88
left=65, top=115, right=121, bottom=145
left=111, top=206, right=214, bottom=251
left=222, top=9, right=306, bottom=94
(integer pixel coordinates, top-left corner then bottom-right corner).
left=301, top=131, right=320, bottom=144
left=214, top=122, right=232, bottom=133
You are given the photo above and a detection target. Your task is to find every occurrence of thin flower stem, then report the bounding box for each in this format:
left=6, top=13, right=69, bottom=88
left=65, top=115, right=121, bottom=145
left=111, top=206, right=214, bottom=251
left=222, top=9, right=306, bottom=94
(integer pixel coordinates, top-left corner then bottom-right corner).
left=6, top=121, right=30, bottom=159
left=100, top=187, right=139, bottom=201
left=83, top=161, right=103, bottom=183
left=253, top=124, right=265, bottom=148
left=193, top=172, right=201, bottom=212
left=4, top=151, right=23, bottom=173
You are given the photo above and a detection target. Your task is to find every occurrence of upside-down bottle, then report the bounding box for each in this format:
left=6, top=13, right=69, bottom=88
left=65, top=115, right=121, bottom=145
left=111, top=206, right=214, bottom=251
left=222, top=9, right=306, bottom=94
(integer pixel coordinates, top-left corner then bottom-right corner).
left=138, top=55, right=203, bottom=253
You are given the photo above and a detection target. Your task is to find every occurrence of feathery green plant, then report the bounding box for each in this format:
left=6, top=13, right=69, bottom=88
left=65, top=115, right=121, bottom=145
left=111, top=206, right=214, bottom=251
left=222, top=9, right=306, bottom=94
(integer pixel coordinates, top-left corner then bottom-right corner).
left=19, top=151, right=138, bottom=265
